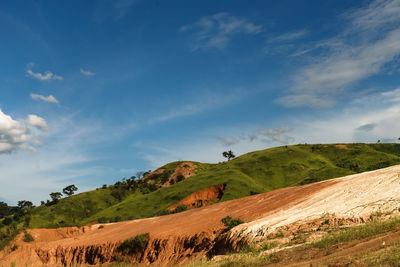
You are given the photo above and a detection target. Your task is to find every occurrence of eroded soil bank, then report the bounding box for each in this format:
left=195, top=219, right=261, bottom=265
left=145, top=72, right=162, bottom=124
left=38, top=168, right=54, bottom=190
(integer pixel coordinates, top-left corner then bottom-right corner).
left=2, top=165, right=400, bottom=266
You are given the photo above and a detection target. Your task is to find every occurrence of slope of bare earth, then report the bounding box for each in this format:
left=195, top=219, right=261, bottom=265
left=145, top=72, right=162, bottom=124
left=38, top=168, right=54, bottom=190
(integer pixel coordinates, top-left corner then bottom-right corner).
left=1, top=165, right=400, bottom=266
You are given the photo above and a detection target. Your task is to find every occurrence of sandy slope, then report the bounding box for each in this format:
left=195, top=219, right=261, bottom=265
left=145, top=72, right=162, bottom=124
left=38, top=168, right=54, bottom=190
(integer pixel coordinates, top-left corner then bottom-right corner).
left=1, top=165, right=400, bottom=266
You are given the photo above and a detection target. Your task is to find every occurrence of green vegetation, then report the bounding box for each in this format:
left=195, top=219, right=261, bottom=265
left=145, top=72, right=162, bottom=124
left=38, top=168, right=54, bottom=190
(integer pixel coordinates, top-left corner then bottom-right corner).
left=117, top=233, right=150, bottom=256
left=221, top=216, right=244, bottom=229
left=22, top=231, right=34, bottom=242
left=1, top=143, right=400, bottom=252
left=311, top=217, right=400, bottom=249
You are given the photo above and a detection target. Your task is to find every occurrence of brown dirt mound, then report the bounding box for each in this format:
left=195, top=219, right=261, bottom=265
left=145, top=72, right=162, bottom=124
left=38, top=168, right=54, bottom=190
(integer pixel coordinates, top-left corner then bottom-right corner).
left=335, top=144, right=348, bottom=149
left=167, top=184, right=226, bottom=211
left=163, top=162, right=197, bottom=186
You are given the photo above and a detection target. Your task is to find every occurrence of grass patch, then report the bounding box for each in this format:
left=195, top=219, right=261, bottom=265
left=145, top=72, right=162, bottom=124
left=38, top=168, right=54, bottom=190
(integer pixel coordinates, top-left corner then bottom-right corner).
left=221, top=216, right=244, bottom=229
left=311, top=217, right=400, bottom=249
left=22, top=231, right=34, bottom=242
left=117, top=233, right=150, bottom=256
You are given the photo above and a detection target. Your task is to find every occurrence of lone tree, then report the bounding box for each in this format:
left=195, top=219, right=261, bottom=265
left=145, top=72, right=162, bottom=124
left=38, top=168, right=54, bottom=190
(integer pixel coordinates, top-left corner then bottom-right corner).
left=17, top=200, right=33, bottom=210
left=49, top=192, right=62, bottom=203
left=62, top=184, right=78, bottom=196
left=222, top=150, right=236, bottom=161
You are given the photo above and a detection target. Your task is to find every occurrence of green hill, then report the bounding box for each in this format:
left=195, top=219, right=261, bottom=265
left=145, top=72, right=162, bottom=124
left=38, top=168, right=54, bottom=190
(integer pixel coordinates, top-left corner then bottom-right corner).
left=2, top=143, right=400, bottom=247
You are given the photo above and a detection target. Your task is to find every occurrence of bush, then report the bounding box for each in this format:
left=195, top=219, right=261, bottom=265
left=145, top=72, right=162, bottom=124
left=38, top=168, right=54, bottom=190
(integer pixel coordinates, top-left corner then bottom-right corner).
left=23, top=232, right=34, bottom=242
left=2, top=217, right=12, bottom=226
left=117, top=233, right=150, bottom=255
left=221, top=216, right=244, bottom=229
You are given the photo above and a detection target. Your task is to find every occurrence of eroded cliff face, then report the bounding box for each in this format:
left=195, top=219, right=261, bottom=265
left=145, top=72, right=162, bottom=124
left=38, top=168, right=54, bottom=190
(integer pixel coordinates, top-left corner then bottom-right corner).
left=167, top=184, right=226, bottom=211
left=8, top=231, right=225, bottom=266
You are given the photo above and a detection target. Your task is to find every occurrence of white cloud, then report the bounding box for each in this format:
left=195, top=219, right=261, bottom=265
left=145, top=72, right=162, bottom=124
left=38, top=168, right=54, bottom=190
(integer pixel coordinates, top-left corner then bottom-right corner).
left=279, top=0, right=400, bottom=108
left=0, top=109, right=46, bottom=154
left=181, top=12, right=262, bottom=50
left=27, top=114, right=48, bottom=130
left=80, top=68, right=96, bottom=76
left=26, top=69, right=63, bottom=81
left=218, top=126, right=295, bottom=146
left=30, top=93, right=59, bottom=104
left=267, top=30, right=308, bottom=44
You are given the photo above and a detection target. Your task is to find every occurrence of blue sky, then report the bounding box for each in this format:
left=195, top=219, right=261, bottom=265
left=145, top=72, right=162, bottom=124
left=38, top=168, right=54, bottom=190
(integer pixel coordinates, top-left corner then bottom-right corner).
left=1, top=0, right=400, bottom=204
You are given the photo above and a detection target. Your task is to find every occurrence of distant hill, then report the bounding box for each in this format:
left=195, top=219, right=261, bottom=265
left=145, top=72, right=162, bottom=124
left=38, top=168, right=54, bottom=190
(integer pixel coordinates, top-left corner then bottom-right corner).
left=20, top=143, right=400, bottom=229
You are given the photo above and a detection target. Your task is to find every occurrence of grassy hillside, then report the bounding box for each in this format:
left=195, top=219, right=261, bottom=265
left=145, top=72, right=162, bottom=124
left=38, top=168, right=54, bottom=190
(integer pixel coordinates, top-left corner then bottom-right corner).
left=2, top=143, right=400, bottom=235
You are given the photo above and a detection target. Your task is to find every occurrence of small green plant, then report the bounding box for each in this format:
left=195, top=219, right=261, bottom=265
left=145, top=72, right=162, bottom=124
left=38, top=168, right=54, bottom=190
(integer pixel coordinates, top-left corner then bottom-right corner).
left=22, top=232, right=34, bottom=242
left=221, top=216, right=244, bottom=229
left=117, top=233, right=150, bottom=255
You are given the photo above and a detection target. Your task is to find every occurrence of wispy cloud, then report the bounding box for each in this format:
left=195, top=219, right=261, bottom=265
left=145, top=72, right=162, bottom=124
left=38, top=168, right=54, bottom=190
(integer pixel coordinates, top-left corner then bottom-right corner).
left=80, top=68, right=96, bottom=76
left=218, top=126, right=294, bottom=146
left=30, top=93, right=59, bottom=104
left=267, top=30, right=308, bottom=44
left=0, top=108, right=47, bottom=154
left=26, top=68, right=63, bottom=81
left=278, top=0, right=400, bottom=108
left=180, top=12, right=262, bottom=50
left=150, top=91, right=241, bottom=123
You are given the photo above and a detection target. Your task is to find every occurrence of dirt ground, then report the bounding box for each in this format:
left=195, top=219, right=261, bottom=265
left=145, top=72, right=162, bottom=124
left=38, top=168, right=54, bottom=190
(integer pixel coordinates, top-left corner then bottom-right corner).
left=1, top=165, right=400, bottom=266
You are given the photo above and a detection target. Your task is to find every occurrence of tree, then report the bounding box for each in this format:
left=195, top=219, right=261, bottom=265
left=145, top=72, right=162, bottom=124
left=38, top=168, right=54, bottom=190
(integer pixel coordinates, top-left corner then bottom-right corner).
left=0, top=201, right=10, bottom=218
left=49, top=192, right=62, bottom=203
left=62, top=184, right=78, bottom=196
left=222, top=150, right=236, bottom=161
left=17, top=200, right=33, bottom=210
left=136, top=171, right=145, bottom=179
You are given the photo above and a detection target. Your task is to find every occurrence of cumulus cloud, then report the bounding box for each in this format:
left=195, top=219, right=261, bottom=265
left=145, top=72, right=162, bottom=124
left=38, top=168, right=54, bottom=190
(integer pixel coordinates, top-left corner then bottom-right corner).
left=278, top=0, right=400, bottom=108
left=30, top=93, right=59, bottom=104
left=0, top=109, right=47, bottom=153
left=80, top=68, right=95, bottom=76
left=180, top=12, right=262, bottom=50
left=26, top=68, right=63, bottom=81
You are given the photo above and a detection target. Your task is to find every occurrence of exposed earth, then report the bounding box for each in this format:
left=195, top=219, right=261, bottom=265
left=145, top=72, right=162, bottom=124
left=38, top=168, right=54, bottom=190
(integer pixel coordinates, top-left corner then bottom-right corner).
left=1, top=165, right=400, bottom=266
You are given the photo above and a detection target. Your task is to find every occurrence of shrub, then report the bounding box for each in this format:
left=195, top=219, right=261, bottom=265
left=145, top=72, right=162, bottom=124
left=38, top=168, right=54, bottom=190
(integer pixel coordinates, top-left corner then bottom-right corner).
left=176, top=174, right=185, bottom=182
left=97, top=217, right=108, bottom=223
left=173, top=204, right=187, bottom=213
left=23, top=232, right=34, bottom=242
left=221, top=216, right=244, bottom=229
left=117, top=233, right=150, bottom=255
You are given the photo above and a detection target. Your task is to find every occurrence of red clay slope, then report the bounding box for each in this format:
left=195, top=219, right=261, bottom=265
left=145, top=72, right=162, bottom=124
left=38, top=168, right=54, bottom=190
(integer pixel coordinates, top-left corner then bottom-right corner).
left=0, top=180, right=336, bottom=266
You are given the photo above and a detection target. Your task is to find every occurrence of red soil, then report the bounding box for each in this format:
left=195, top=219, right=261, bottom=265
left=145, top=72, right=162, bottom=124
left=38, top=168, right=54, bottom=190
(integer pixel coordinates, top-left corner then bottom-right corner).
left=167, top=184, right=226, bottom=211
left=0, top=180, right=336, bottom=266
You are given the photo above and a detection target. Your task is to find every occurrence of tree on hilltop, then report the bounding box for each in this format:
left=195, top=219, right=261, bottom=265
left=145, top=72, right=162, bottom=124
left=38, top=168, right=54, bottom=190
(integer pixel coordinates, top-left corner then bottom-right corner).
left=17, top=200, right=33, bottom=210
left=222, top=150, right=236, bottom=161
left=62, top=184, right=78, bottom=196
left=49, top=192, right=62, bottom=203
